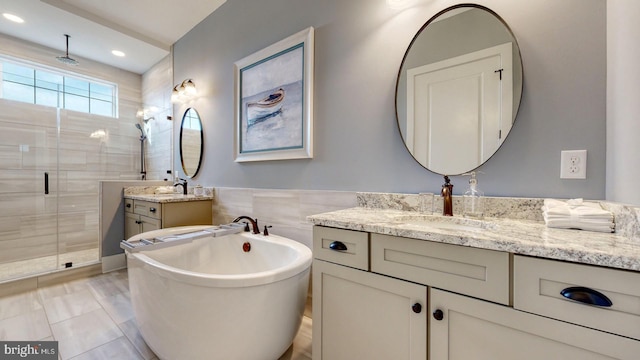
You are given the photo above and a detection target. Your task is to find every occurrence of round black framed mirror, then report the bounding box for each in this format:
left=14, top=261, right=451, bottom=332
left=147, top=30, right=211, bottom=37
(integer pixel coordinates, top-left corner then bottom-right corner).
left=395, top=4, right=523, bottom=175
left=179, top=108, right=203, bottom=178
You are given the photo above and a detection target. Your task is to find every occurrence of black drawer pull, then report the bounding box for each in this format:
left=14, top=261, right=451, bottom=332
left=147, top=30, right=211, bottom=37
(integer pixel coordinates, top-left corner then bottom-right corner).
left=560, top=286, right=613, bottom=307
left=329, top=241, right=347, bottom=251
left=126, top=203, right=132, bottom=208
left=149, top=207, right=157, bottom=212
left=433, top=309, right=444, bottom=321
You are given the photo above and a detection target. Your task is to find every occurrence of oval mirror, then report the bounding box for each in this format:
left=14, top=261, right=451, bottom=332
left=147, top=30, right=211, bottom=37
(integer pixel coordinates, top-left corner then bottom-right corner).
left=179, top=108, right=203, bottom=177
left=396, top=4, right=523, bottom=175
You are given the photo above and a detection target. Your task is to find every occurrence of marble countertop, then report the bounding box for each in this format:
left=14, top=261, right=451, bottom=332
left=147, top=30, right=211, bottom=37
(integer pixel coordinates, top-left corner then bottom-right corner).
left=124, top=186, right=214, bottom=203
left=124, top=193, right=213, bottom=203
left=307, top=207, right=640, bottom=272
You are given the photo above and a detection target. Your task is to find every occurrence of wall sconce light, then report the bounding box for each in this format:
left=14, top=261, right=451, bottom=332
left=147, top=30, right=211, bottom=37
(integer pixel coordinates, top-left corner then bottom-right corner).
left=171, top=79, right=197, bottom=103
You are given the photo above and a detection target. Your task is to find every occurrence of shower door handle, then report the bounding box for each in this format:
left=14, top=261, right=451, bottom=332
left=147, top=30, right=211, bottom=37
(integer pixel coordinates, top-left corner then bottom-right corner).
left=44, top=172, right=49, bottom=195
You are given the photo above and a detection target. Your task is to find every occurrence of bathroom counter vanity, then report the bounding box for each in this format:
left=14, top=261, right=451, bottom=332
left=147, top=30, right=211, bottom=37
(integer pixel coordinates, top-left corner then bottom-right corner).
left=124, top=187, right=213, bottom=239
left=308, top=195, right=640, bottom=360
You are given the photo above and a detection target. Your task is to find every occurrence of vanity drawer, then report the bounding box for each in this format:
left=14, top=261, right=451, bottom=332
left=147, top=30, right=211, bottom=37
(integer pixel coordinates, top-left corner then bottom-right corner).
left=371, top=234, right=510, bottom=305
left=133, top=200, right=162, bottom=219
left=513, top=255, right=640, bottom=340
left=313, top=226, right=369, bottom=271
left=124, top=198, right=134, bottom=213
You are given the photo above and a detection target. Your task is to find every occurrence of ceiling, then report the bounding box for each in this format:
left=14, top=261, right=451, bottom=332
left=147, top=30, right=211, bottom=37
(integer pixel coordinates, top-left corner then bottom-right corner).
left=0, top=0, right=226, bottom=74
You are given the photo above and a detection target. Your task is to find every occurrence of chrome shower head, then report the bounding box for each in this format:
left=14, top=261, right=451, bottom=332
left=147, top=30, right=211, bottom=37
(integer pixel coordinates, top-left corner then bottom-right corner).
left=135, top=123, right=147, bottom=140
left=56, top=34, right=79, bottom=66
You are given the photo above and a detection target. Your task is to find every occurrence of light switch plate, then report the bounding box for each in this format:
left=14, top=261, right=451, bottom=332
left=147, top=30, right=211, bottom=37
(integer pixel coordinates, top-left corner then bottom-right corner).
left=560, top=150, right=587, bottom=179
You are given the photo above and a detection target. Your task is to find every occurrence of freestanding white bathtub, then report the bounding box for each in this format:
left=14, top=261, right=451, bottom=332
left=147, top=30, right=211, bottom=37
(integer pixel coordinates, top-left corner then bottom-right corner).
left=125, top=225, right=312, bottom=360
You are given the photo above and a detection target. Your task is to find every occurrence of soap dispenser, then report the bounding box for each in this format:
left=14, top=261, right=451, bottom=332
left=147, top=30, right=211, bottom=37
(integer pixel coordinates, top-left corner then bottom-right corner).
left=463, top=172, right=484, bottom=219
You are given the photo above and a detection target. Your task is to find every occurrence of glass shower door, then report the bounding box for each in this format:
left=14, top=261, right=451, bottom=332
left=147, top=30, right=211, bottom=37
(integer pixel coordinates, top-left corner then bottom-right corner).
left=0, top=100, right=59, bottom=281
left=56, top=108, right=103, bottom=269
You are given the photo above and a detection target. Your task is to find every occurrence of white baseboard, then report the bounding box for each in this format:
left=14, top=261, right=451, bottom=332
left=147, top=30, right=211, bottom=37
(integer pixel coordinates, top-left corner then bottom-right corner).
left=102, top=254, right=127, bottom=273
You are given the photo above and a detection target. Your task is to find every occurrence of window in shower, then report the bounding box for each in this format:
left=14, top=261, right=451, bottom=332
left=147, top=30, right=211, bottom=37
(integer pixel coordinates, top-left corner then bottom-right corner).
left=0, top=59, right=118, bottom=118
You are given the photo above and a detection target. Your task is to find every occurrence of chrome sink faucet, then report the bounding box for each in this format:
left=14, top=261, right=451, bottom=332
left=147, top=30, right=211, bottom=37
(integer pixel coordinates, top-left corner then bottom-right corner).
left=441, top=175, right=453, bottom=216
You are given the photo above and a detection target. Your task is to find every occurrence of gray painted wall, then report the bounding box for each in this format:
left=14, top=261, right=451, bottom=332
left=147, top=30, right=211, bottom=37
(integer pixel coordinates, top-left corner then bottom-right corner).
left=173, top=0, right=606, bottom=199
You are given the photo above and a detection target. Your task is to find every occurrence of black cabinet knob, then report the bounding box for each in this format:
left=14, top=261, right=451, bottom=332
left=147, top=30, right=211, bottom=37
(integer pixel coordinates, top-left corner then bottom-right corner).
left=433, top=309, right=444, bottom=321
left=412, top=303, right=422, bottom=314
left=150, top=207, right=156, bottom=213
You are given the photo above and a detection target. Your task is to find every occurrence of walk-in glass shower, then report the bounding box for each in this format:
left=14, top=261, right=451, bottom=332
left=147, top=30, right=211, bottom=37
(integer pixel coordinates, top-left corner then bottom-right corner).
left=0, top=99, right=139, bottom=282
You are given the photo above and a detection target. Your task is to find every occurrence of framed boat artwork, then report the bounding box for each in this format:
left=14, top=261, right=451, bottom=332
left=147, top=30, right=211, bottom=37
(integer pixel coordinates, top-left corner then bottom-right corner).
left=234, top=27, right=314, bottom=162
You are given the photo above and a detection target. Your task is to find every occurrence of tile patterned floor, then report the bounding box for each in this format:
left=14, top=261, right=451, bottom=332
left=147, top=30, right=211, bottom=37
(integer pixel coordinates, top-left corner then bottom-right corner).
left=0, top=269, right=312, bottom=360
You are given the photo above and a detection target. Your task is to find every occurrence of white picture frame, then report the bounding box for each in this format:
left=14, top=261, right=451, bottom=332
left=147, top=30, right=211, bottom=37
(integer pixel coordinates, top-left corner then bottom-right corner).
left=234, top=27, right=314, bottom=162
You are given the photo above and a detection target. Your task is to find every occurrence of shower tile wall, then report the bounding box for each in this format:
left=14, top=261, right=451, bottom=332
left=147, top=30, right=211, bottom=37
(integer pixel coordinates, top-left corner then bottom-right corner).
left=0, top=33, right=144, bottom=275
left=141, top=55, right=173, bottom=181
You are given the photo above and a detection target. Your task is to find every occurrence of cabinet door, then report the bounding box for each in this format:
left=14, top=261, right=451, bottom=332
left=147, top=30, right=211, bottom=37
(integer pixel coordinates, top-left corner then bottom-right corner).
left=313, top=260, right=426, bottom=360
left=140, top=215, right=161, bottom=233
left=430, top=288, right=640, bottom=360
left=124, top=212, right=140, bottom=240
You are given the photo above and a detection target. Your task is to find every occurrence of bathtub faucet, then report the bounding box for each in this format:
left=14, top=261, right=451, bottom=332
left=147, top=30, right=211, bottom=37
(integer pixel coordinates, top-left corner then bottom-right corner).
left=232, top=216, right=260, bottom=234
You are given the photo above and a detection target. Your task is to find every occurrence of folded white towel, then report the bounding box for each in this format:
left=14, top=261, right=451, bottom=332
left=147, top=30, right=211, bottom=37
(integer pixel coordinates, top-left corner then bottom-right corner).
left=542, top=198, right=615, bottom=233
left=542, top=198, right=612, bottom=217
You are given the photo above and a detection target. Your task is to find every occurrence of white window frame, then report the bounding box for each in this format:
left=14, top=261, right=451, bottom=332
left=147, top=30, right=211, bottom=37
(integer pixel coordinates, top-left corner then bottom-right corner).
left=0, top=55, right=119, bottom=118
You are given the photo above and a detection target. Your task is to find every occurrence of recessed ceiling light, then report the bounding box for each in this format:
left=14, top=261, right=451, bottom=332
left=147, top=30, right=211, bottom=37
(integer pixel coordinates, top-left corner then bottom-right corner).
left=3, top=13, right=24, bottom=23
left=111, top=50, right=125, bottom=57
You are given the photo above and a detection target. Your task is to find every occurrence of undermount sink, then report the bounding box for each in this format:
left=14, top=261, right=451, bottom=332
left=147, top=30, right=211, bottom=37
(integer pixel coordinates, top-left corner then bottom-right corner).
left=390, top=214, right=497, bottom=232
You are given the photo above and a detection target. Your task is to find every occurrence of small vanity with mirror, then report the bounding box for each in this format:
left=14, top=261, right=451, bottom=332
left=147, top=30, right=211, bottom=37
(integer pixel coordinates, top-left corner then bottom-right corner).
left=123, top=108, right=209, bottom=239
left=309, top=4, right=640, bottom=360
left=123, top=187, right=213, bottom=240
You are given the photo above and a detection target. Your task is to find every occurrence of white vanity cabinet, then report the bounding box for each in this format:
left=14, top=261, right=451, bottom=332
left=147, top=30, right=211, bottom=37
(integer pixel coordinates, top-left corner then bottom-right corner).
left=312, top=227, right=427, bottom=360
left=124, top=199, right=161, bottom=239
left=124, top=198, right=212, bottom=239
left=312, top=225, right=640, bottom=360
left=430, top=288, right=640, bottom=359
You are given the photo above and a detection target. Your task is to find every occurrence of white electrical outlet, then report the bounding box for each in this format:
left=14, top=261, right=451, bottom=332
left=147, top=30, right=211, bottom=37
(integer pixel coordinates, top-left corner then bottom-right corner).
left=560, top=150, right=587, bottom=179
